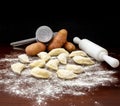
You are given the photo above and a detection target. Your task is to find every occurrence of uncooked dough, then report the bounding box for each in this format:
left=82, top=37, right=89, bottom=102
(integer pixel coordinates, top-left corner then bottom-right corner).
left=37, top=51, right=51, bottom=62
left=56, top=69, right=78, bottom=80
left=11, top=62, right=26, bottom=74
left=29, top=59, right=45, bottom=68
left=48, top=48, right=69, bottom=56
left=66, top=64, right=84, bottom=74
left=69, top=50, right=87, bottom=57
left=46, top=59, right=59, bottom=71
left=18, top=54, right=30, bottom=63
left=73, top=56, right=95, bottom=65
left=57, top=53, right=68, bottom=64
left=30, top=67, right=52, bottom=78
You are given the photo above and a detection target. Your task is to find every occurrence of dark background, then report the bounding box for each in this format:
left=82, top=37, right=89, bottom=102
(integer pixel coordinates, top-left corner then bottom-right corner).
left=0, top=15, right=120, bottom=48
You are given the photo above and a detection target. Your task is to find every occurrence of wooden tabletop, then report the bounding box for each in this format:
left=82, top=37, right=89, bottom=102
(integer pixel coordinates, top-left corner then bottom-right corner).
left=0, top=45, right=120, bottom=106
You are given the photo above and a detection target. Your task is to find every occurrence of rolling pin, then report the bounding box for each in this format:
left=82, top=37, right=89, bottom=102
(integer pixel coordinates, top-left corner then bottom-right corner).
left=73, top=37, right=119, bottom=68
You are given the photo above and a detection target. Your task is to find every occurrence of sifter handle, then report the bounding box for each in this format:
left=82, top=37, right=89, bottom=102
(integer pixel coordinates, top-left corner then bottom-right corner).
left=10, top=37, right=36, bottom=46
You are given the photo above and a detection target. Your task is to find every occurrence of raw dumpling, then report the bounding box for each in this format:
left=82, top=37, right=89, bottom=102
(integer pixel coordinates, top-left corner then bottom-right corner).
left=11, top=62, right=26, bottom=74
left=37, top=51, right=51, bottom=62
left=66, top=64, right=84, bottom=74
left=18, top=54, right=30, bottom=63
left=56, top=69, right=78, bottom=80
left=29, top=59, right=45, bottom=68
left=57, top=53, right=68, bottom=64
left=46, top=59, right=59, bottom=71
left=73, top=56, right=95, bottom=65
left=48, top=48, right=69, bottom=56
left=69, top=50, right=87, bottom=57
left=30, top=67, right=52, bottom=78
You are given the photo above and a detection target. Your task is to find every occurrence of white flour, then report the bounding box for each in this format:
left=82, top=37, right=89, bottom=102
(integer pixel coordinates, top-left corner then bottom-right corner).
left=0, top=53, right=118, bottom=106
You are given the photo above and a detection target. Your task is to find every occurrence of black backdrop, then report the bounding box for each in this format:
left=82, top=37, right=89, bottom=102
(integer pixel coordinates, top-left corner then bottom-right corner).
left=0, top=15, right=120, bottom=48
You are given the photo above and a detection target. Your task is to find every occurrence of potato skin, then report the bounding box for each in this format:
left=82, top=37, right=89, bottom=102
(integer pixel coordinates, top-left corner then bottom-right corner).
left=47, top=29, right=68, bottom=51
left=64, top=41, right=76, bottom=52
left=25, top=42, right=46, bottom=56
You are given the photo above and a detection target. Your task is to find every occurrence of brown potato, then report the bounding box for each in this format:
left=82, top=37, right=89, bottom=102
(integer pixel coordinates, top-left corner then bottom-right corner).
left=64, top=41, right=76, bottom=52
left=47, top=29, right=68, bottom=51
left=25, top=42, right=46, bottom=56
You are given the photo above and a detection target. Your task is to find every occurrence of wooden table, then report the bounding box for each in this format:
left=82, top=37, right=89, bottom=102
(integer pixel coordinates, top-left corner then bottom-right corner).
left=0, top=45, right=120, bottom=106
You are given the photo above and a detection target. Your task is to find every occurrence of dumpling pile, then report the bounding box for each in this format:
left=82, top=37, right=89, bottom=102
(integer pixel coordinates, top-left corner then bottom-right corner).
left=11, top=48, right=95, bottom=80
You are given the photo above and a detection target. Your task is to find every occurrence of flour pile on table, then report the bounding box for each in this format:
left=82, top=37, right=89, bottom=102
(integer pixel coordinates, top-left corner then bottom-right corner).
left=0, top=49, right=118, bottom=106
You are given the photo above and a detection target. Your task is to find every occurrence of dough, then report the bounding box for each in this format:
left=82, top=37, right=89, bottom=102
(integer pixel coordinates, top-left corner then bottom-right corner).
left=46, top=59, right=59, bottom=71
left=18, top=54, right=30, bottom=63
left=69, top=50, right=87, bottom=57
left=37, top=51, right=51, bottom=62
left=56, top=69, right=78, bottom=80
left=30, top=67, right=52, bottom=78
left=73, top=56, right=95, bottom=65
left=11, top=62, right=26, bottom=74
left=29, top=59, right=45, bottom=68
left=48, top=48, right=69, bottom=56
left=57, top=53, right=68, bottom=64
left=66, top=64, right=84, bottom=74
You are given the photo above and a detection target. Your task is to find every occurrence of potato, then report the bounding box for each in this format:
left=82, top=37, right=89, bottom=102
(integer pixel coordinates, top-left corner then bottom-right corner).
left=25, top=42, right=46, bottom=56
left=47, top=29, right=68, bottom=51
left=64, top=41, right=76, bottom=52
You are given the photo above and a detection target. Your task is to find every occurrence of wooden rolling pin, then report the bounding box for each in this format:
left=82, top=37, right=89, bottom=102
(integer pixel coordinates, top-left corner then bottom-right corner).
left=73, top=37, right=119, bottom=68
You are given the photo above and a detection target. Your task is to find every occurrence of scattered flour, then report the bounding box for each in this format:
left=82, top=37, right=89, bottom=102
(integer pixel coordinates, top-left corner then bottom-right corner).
left=0, top=53, right=118, bottom=106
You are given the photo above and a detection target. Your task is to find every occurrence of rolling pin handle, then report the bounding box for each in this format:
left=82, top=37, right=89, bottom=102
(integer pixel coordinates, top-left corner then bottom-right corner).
left=73, top=37, right=81, bottom=45
left=102, top=55, right=120, bottom=68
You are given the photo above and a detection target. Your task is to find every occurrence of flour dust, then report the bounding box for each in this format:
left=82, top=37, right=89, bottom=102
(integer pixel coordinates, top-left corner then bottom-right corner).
left=0, top=53, right=118, bottom=106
